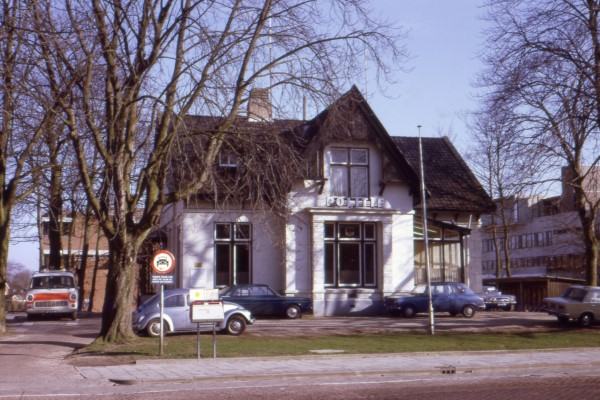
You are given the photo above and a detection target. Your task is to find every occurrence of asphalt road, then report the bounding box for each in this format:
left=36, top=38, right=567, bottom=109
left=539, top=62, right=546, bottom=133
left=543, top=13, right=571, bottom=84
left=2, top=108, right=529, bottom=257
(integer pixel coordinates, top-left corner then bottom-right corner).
left=1, top=312, right=599, bottom=399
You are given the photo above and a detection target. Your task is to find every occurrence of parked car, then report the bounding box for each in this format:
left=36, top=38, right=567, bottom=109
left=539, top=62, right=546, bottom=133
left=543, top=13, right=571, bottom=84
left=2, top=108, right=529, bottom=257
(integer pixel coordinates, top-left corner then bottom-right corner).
left=542, top=285, right=600, bottom=327
left=132, top=288, right=255, bottom=336
left=478, top=286, right=517, bottom=311
left=219, top=284, right=312, bottom=319
left=384, top=282, right=485, bottom=318
left=25, top=270, right=79, bottom=320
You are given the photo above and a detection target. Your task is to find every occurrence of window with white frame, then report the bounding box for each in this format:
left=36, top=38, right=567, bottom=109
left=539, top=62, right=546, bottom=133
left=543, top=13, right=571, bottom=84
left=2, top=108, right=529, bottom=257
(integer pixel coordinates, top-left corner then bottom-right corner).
left=324, top=222, right=377, bottom=287
left=329, top=148, right=369, bottom=197
left=214, top=222, right=251, bottom=286
left=218, top=150, right=238, bottom=168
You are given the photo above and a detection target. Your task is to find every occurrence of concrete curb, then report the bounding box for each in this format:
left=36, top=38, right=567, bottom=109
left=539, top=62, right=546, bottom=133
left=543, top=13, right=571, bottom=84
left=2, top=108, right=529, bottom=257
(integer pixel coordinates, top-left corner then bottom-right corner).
left=77, top=348, right=600, bottom=385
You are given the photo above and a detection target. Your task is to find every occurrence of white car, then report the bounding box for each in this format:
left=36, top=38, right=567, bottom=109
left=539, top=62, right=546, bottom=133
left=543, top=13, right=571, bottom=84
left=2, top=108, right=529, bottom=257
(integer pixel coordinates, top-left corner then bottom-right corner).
left=133, top=288, right=255, bottom=336
left=25, top=270, right=79, bottom=320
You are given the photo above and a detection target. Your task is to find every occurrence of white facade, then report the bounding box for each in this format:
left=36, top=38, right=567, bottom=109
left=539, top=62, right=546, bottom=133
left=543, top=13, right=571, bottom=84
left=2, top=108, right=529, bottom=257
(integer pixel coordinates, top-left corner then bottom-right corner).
left=159, top=88, right=490, bottom=316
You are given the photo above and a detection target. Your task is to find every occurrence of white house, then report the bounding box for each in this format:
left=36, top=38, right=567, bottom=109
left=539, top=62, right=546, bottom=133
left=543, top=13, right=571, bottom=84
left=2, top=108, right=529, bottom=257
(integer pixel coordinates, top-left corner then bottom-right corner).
left=159, top=87, right=494, bottom=316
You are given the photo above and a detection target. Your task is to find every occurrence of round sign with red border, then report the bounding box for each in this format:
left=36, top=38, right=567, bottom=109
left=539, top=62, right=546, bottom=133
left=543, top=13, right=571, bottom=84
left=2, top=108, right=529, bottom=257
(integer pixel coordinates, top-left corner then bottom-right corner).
left=151, top=250, right=176, bottom=275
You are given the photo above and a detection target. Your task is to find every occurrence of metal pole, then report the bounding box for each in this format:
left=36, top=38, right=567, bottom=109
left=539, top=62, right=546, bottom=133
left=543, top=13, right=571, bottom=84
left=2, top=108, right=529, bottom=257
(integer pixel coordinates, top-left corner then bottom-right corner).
left=212, top=322, right=217, bottom=359
left=418, top=125, right=435, bottom=336
left=159, top=284, right=164, bottom=355
left=197, top=323, right=201, bottom=360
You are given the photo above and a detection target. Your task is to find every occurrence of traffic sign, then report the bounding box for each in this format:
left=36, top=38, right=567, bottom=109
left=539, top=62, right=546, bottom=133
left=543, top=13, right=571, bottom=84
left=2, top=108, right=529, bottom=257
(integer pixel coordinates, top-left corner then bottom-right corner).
left=151, top=250, right=176, bottom=274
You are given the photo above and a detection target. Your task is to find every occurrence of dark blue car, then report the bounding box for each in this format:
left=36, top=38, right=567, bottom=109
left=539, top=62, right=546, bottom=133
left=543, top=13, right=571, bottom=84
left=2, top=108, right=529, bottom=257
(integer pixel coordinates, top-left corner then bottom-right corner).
left=384, top=282, right=485, bottom=318
left=220, top=284, right=312, bottom=319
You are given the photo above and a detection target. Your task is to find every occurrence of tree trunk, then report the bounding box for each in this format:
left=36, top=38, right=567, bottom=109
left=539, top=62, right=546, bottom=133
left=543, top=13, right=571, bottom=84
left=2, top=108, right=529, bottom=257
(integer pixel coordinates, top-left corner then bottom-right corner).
left=490, top=218, right=503, bottom=278
left=0, top=215, right=11, bottom=334
left=99, top=238, right=140, bottom=342
left=498, top=198, right=512, bottom=277
left=48, top=163, right=63, bottom=270
left=77, top=208, right=92, bottom=311
left=88, top=225, right=102, bottom=313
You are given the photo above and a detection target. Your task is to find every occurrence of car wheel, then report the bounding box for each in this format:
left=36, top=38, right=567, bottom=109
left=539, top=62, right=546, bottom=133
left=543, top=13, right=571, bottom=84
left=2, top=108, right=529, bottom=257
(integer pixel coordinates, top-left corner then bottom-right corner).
left=71, top=312, right=78, bottom=321
left=402, top=305, right=416, bottom=318
left=286, top=305, right=301, bottom=319
left=226, top=315, right=246, bottom=336
left=146, top=319, right=163, bottom=337
left=579, top=313, right=593, bottom=328
left=462, top=305, right=476, bottom=318
left=503, top=305, right=515, bottom=311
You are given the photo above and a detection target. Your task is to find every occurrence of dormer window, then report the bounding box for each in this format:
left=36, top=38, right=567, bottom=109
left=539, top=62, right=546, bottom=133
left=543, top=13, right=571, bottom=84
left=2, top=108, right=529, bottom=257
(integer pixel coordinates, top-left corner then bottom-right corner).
left=329, top=147, right=369, bottom=197
left=219, top=150, right=238, bottom=168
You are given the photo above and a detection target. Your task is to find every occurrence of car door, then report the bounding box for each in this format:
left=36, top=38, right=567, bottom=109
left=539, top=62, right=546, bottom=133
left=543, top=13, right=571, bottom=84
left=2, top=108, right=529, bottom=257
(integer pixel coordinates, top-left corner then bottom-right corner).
left=432, top=284, right=450, bottom=312
left=164, top=293, right=191, bottom=331
left=250, top=285, right=280, bottom=315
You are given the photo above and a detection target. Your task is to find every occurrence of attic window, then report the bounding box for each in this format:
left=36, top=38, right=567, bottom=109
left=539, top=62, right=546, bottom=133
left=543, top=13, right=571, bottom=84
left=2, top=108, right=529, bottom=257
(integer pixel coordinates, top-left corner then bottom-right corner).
left=219, top=150, right=238, bottom=168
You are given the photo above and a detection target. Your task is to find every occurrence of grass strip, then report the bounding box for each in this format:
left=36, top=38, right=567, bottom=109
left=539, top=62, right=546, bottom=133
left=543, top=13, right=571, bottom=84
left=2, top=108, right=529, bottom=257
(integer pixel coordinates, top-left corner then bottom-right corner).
left=79, top=330, right=600, bottom=360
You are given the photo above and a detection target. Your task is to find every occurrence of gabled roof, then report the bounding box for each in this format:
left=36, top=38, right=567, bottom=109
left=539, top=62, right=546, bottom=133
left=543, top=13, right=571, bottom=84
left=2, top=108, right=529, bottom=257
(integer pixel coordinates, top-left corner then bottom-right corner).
left=298, top=86, right=421, bottom=193
left=178, top=86, right=493, bottom=214
left=392, top=136, right=495, bottom=213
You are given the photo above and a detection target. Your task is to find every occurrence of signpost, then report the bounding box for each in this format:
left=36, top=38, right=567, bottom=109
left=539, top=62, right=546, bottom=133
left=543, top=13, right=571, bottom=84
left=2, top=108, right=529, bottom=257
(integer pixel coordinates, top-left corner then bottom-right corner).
left=189, top=289, right=224, bottom=360
left=150, top=250, right=176, bottom=356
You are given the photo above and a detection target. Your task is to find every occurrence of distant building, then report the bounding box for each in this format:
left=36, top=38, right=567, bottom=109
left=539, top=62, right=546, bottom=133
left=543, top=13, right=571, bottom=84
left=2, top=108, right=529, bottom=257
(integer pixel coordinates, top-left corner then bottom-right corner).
left=39, top=214, right=109, bottom=312
left=477, top=167, right=600, bottom=309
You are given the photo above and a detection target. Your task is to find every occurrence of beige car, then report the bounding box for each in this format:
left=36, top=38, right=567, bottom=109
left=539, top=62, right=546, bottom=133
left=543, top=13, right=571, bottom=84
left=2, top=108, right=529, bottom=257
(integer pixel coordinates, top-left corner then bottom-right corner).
left=543, top=285, right=600, bottom=327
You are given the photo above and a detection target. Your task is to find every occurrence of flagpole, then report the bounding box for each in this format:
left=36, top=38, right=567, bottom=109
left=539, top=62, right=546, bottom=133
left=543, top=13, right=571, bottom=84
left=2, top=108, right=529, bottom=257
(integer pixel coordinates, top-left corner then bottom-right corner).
left=418, top=125, right=435, bottom=335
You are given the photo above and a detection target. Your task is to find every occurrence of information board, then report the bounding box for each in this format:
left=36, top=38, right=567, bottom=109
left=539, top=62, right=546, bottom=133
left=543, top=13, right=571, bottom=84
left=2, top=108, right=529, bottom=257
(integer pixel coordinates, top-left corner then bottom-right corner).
left=190, top=301, right=224, bottom=323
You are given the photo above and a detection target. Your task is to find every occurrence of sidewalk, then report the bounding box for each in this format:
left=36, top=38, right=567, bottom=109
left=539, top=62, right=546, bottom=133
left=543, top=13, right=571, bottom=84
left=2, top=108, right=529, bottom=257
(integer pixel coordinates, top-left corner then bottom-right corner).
left=76, top=348, right=600, bottom=384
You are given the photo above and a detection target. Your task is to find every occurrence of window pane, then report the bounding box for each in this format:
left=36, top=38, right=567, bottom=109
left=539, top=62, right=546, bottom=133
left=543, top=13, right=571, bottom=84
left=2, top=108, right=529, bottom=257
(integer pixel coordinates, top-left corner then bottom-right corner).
left=330, top=148, right=348, bottom=164
left=235, top=244, right=250, bottom=284
left=339, top=223, right=360, bottom=239
left=364, top=223, right=375, bottom=240
left=215, top=244, right=230, bottom=286
left=331, top=166, right=348, bottom=196
left=235, top=223, right=251, bottom=240
left=364, top=243, right=376, bottom=286
left=324, top=243, right=335, bottom=285
left=165, top=295, right=184, bottom=308
left=350, top=167, right=368, bottom=197
left=350, top=149, right=368, bottom=165
left=215, top=223, right=230, bottom=240
left=324, top=223, right=335, bottom=239
left=339, top=243, right=360, bottom=285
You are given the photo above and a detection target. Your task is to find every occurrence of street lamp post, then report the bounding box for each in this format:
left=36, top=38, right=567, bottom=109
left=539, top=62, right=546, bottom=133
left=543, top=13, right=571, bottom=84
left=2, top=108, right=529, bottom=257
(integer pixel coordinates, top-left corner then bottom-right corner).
left=417, top=125, right=435, bottom=336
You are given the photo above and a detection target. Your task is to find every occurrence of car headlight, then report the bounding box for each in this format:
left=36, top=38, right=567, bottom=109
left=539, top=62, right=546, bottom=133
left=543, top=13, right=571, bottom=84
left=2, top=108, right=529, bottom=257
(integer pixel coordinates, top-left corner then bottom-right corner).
left=69, top=292, right=77, bottom=301
left=26, top=294, right=34, bottom=302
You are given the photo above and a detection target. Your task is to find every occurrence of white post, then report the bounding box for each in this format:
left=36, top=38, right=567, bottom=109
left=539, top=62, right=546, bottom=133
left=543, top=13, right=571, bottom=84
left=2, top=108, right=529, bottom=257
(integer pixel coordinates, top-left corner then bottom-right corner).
left=159, top=284, right=164, bottom=355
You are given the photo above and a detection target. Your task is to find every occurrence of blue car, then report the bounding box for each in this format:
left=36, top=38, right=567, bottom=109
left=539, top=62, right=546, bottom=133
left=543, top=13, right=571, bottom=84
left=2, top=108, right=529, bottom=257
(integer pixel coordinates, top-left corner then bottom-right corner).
left=384, top=282, right=485, bottom=318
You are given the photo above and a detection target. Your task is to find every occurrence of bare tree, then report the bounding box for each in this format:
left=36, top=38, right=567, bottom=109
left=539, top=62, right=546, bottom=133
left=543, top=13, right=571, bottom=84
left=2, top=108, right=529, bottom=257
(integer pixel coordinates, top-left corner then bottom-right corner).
left=481, top=0, right=600, bottom=285
left=32, top=0, right=406, bottom=342
left=469, top=102, right=544, bottom=278
left=0, top=1, right=71, bottom=334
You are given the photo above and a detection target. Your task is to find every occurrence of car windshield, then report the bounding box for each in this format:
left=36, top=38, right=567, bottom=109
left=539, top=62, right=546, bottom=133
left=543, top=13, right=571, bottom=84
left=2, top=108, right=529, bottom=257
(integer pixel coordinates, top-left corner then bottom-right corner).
left=561, top=287, right=587, bottom=301
left=30, top=275, right=75, bottom=289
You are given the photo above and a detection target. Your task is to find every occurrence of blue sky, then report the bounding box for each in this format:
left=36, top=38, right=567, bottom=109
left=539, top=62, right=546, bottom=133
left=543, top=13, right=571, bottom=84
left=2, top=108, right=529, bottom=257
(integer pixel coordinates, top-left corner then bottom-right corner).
left=8, top=0, right=487, bottom=270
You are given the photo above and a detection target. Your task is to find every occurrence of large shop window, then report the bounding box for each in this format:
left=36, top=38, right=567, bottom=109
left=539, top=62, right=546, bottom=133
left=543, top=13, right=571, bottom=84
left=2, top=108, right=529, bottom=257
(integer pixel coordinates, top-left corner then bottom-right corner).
left=324, top=222, right=377, bottom=287
left=330, top=148, right=369, bottom=197
left=214, top=223, right=251, bottom=286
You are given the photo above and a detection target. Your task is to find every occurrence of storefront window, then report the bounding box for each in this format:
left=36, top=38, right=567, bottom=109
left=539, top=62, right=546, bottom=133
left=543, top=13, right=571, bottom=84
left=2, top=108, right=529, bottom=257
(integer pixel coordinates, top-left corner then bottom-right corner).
left=214, top=222, right=251, bottom=286
left=324, top=222, right=377, bottom=287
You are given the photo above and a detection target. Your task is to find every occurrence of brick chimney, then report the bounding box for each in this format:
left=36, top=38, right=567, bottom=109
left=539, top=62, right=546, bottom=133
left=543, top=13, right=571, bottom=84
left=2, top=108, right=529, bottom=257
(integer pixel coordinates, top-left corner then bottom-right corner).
left=247, top=88, right=272, bottom=122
